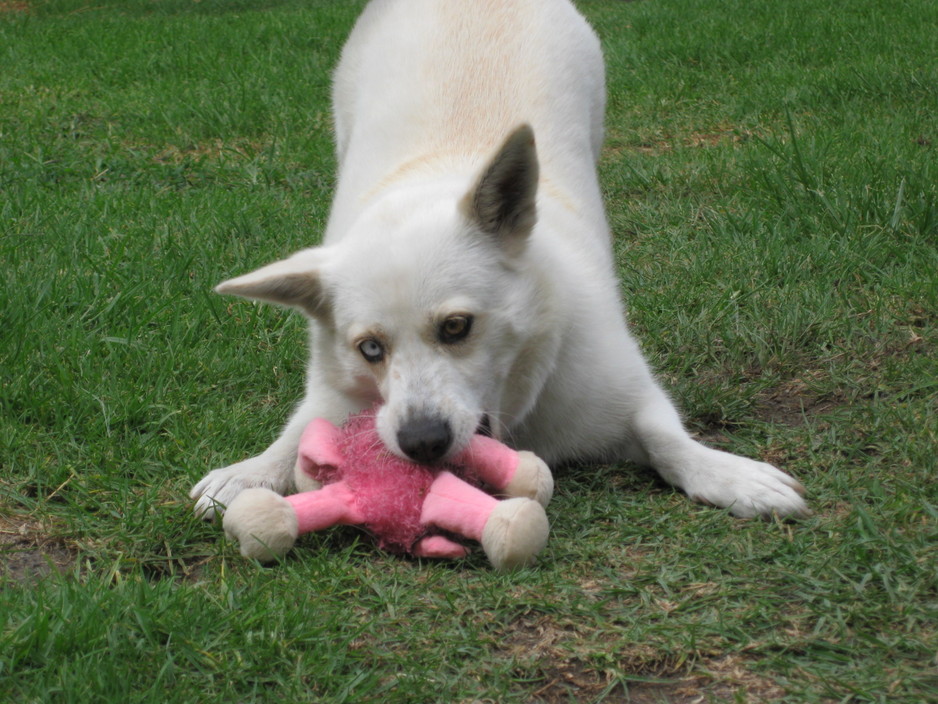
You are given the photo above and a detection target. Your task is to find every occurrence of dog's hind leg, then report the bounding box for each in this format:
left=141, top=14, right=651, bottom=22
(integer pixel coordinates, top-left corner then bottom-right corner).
left=190, top=396, right=322, bottom=521
left=624, top=387, right=810, bottom=519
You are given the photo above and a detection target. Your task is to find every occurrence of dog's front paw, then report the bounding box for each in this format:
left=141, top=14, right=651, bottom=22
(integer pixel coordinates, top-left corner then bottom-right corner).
left=683, top=448, right=809, bottom=519
left=190, top=455, right=291, bottom=521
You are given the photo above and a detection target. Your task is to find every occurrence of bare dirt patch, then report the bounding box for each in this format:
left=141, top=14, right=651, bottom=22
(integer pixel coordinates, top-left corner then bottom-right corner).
left=526, top=654, right=784, bottom=703
left=0, top=517, right=76, bottom=583
left=753, top=375, right=845, bottom=428
left=0, top=1, right=30, bottom=14
left=501, top=617, right=785, bottom=703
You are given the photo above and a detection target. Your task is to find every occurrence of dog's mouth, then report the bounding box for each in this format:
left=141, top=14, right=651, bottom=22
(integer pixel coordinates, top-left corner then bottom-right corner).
left=477, top=414, right=494, bottom=438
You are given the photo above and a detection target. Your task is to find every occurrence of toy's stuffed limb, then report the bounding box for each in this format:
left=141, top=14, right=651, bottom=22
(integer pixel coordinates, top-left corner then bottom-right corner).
left=459, top=435, right=554, bottom=507
left=294, top=417, right=346, bottom=492
left=285, top=481, right=365, bottom=532
left=223, top=482, right=365, bottom=563
left=420, top=471, right=549, bottom=570
left=413, top=535, right=469, bottom=559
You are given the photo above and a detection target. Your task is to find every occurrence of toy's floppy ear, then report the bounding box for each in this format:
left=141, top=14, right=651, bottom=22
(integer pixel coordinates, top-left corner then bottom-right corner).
left=215, top=248, right=331, bottom=319
left=460, top=124, right=539, bottom=256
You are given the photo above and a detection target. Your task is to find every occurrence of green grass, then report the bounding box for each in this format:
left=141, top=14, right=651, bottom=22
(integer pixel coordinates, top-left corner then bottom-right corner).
left=1, top=0, right=936, bottom=701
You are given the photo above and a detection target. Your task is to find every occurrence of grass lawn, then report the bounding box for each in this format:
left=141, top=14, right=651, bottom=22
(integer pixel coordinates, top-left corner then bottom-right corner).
left=1, top=0, right=936, bottom=701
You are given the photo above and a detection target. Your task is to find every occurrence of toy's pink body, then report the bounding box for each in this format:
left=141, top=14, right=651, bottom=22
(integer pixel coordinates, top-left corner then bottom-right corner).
left=291, top=413, right=530, bottom=558
left=222, top=409, right=551, bottom=568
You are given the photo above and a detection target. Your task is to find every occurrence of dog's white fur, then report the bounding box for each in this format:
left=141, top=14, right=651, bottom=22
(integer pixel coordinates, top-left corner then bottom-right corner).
left=191, top=0, right=808, bottom=521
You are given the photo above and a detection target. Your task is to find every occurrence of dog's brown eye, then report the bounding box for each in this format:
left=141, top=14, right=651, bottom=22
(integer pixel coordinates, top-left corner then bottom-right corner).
left=439, top=314, right=473, bottom=344
left=358, top=338, right=385, bottom=363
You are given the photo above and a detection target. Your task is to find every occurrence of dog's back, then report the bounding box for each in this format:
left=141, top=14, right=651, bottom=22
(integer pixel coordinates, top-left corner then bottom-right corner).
left=329, top=0, right=608, bottom=240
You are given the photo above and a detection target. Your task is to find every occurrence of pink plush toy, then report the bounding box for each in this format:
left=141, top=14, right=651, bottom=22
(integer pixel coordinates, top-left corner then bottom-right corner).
left=222, top=410, right=553, bottom=570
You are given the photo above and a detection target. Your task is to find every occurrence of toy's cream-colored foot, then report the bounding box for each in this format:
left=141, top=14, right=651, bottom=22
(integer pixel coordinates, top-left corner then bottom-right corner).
left=481, top=497, right=549, bottom=570
left=222, top=488, right=298, bottom=563
left=501, top=452, right=553, bottom=507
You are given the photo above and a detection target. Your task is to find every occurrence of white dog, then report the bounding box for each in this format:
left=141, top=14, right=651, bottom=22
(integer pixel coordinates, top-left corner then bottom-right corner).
left=191, top=0, right=808, bottom=521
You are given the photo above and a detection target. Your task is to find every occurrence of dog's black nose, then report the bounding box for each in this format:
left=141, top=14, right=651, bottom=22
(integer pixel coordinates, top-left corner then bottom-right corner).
left=397, top=417, right=453, bottom=464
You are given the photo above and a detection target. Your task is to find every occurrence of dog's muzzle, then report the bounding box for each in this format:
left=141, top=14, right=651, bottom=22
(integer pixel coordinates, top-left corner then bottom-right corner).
left=397, top=416, right=453, bottom=464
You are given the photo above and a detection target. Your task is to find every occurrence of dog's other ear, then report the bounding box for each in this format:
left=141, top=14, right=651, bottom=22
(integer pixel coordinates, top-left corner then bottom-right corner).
left=215, top=249, right=331, bottom=320
left=460, top=124, right=539, bottom=256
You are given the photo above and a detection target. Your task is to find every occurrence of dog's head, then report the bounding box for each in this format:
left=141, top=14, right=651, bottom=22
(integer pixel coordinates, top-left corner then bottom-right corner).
left=216, top=125, right=545, bottom=463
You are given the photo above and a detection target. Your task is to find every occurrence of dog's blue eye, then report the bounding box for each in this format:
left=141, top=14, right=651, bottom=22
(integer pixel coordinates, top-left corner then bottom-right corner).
left=358, top=339, right=385, bottom=363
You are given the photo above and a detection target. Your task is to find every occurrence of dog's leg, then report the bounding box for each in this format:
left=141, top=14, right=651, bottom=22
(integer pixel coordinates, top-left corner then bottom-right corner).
left=626, top=387, right=809, bottom=519
left=190, top=397, right=321, bottom=520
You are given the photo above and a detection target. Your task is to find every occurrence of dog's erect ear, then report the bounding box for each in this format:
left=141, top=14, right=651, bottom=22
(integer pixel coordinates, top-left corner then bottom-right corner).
left=215, top=249, right=331, bottom=319
left=460, top=124, right=539, bottom=255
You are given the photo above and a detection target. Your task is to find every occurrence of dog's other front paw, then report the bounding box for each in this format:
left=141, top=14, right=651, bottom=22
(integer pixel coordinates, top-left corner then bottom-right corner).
left=682, top=448, right=810, bottom=519
left=190, top=455, right=292, bottom=521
